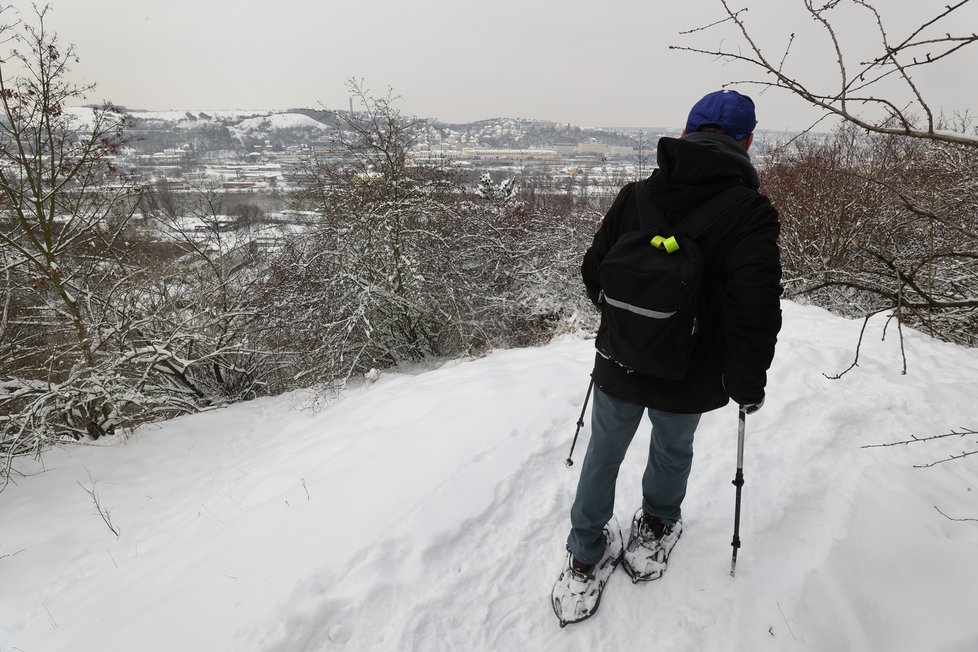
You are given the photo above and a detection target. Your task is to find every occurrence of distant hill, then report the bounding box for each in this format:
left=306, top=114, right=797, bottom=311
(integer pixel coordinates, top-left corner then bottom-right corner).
left=117, top=107, right=664, bottom=154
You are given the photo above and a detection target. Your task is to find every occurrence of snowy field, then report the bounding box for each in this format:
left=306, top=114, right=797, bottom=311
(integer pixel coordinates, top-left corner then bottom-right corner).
left=2, top=301, right=977, bottom=651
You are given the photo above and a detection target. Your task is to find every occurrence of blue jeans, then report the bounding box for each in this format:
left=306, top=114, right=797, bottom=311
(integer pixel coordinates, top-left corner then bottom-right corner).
left=567, top=385, right=701, bottom=564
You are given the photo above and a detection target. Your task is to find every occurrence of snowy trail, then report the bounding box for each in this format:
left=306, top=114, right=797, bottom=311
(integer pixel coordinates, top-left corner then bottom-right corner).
left=249, top=349, right=590, bottom=651
left=250, top=302, right=978, bottom=652
left=3, top=302, right=978, bottom=651
left=247, top=304, right=978, bottom=651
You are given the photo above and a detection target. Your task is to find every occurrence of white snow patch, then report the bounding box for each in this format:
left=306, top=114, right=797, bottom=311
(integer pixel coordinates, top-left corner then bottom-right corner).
left=234, top=113, right=329, bottom=132
left=63, top=106, right=125, bottom=133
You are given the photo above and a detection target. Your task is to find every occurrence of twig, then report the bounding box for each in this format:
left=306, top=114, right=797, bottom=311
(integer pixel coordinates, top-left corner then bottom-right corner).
left=896, top=312, right=908, bottom=375
left=0, top=547, right=26, bottom=560
left=934, top=505, right=978, bottom=522
left=914, top=449, right=978, bottom=468
left=301, top=476, right=311, bottom=501
left=42, top=601, right=58, bottom=629
left=864, top=427, right=977, bottom=467
left=862, top=427, right=977, bottom=448
left=776, top=33, right=796, bottom=76
left=199, top=503, right=225, bottom=525
left=884, top=268, right=909, bottom=375
left=678, top=7, right=746, bottom=35
left=777, top=601, right=798, bottom=641
left=77, top=475, right=120, bottom=537
left=823, top=311, right=875, bottom=379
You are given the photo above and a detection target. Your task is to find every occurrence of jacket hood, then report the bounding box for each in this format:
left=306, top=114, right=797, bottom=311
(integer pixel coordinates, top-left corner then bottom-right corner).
left=645, top=133, right=761, bottom=225
left=657, top=132, right=760, bottom=189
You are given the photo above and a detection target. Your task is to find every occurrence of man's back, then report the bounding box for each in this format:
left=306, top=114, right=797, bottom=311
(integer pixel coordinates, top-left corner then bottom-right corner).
left=582, top=132, right=782, bottom=414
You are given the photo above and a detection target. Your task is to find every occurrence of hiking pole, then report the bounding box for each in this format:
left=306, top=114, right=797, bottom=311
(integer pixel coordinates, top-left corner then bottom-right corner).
left=564, top=377, right=594, bottom=467
left=730, top=406, right=747, bottom=577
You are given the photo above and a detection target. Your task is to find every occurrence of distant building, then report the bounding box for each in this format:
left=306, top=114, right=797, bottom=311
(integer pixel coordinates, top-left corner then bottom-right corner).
left=576, top=143, right=632, bottom=156
left=460, top=148, right=558, bottom=160
left=576, top=142, right=608, bottom=155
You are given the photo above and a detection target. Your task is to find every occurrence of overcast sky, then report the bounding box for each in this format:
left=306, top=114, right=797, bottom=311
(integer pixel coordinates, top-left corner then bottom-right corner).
left=4, top=0, right=977, bottom=131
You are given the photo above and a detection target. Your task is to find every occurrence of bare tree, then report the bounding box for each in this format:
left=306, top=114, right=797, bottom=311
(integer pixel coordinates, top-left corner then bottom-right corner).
left=0, top=5, right=138, bottom=463
left=0, top=7, right=277, bottom=484
left=635, top=130, right=651, bottom=181
left=674, top=0, right=978, bottom=146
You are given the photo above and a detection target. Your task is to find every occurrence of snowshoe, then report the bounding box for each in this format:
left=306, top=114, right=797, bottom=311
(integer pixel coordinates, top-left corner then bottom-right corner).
left=622, top=508, right=682, bottom=583
left=551, top=515, right=623, bottom=628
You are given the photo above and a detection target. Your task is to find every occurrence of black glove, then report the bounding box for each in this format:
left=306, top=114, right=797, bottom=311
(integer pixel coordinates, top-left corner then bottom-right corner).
left=585, top=287, right=604, bottom=309
left=722, top=374, right=765, bottom=415
left=739, top=397, right=764, bottom=415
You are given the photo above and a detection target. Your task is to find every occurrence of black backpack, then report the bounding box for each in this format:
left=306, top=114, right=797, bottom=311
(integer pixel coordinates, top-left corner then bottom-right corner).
left=595, top=181, right=754, bottom=379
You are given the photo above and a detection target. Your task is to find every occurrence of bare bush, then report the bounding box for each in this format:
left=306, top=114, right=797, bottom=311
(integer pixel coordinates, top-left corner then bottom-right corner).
left=0, top=6, right=140, bottom=466
left=764, top=122, right=978, bottom=348
left=264, top=81, right=602, bottom=387
left=137, top=184, right=279, bottom=400
left=0, top=8, right=278, bottom=483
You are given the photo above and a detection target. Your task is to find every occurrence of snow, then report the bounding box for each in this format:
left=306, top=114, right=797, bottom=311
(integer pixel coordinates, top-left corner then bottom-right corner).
left=63, top=106, right=125, bottom=133
left=221, top=112, right=329, bottom=144
left=2, top=301, right=978, bottom=651
left=63, top=106, right=98, bottom=132
left=233, top=113, right=329, bottom=132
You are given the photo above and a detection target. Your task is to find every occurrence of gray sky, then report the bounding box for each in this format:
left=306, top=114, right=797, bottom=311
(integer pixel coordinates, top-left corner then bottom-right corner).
left=5, top=0, right=977, bottom=130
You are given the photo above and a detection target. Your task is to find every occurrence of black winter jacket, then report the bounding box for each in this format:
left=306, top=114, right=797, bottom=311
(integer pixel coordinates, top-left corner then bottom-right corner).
left=582, top=132, right=782, bottom=413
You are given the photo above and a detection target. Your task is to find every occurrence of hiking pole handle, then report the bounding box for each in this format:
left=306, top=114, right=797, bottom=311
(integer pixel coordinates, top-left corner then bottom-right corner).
left=730, top=407, right=747, bottom=577
left=565, top=377, right=595, bottom=467
left=736, top=406, right=746, bottom=467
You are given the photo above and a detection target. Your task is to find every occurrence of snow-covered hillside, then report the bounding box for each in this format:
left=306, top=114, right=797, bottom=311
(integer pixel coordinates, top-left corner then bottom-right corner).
left=121, top=109, right=334, bottom=147
left=2, top=302, right=977, bottom=651
left=232, top=113, right=330, bottom=132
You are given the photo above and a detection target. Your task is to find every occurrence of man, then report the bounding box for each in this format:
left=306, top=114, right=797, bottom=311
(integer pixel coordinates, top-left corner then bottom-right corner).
left=552, top=90, right=782, bottom=627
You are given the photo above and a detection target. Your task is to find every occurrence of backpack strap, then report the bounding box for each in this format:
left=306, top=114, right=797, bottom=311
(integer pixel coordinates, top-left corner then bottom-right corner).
left=633, top=181, right=756, bottom=244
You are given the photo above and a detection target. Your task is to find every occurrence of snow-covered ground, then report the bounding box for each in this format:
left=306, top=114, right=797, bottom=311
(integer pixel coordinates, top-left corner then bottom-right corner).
left=2, top=302, right=977, bottom=651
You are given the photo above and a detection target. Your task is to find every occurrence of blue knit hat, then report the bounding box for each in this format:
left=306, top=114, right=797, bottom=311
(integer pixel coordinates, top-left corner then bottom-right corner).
left=685, top=90, right=757, bottom=141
